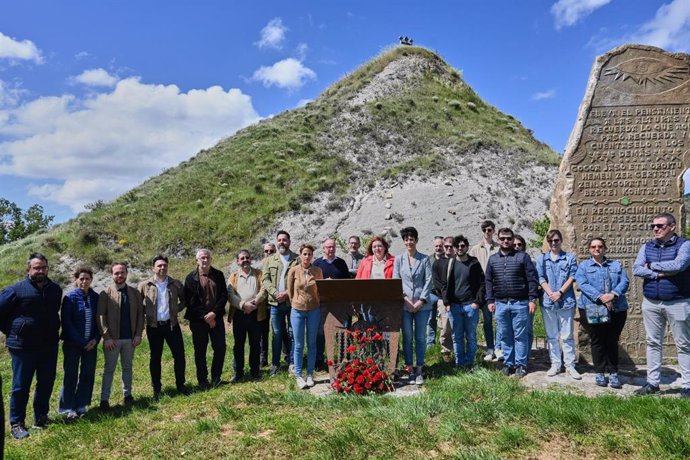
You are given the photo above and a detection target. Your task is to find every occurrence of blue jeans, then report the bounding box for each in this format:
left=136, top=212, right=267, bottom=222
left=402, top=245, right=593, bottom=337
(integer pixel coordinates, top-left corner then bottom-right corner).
left=9, top=345, right=59, bottom=424
left=448, top=303, right=479, bottom=366
left=291, top=308, right=320, bottom=377
left=480, top=303, right=495, bottom=350
left=402, top=309, right=432, bottom=367
left=426, top=294, right=439, bottom=345
left=496, top=300, right=530, bottom=368
left=59, top=341, right=98, bottom=414
left=271, top=302, right=294, bottom=367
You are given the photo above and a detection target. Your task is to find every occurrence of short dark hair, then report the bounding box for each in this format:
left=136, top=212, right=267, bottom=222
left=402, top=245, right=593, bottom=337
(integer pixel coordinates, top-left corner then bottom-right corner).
left=348, top=236, right=361, bottom=243
left=111, top=262, right=128, bottom=273
left=453, top=235, right=469, bottom=247
left=299, top=243, right=315, bottom=254
left=513, top=234, right=527, bottom=249
left=653, top=213, right=676, bottom=225
left=73, top=265, right=93, bottom=279
left=546, top=229, right=563, bottom=241
left=587, top=237, right=607, bottom=250
left=27, top=252, right=48, bottom=268
left=400, top=226, right=419, bottom=241
left=277, top=230, right=291, bottom=240
left=497, top=227, right=514, bottom=237
left=481, top=220, right=496, bottom=231
left=152, top=255, right=168, bottom=266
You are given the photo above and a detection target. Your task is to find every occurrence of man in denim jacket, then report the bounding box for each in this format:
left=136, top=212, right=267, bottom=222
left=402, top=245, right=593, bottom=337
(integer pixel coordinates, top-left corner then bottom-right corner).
left=536, top=229, right=580, bottom=379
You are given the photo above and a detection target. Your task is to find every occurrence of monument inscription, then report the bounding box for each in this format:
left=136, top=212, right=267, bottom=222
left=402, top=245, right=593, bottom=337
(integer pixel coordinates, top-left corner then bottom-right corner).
left=551, top=45, right=690, bottom=363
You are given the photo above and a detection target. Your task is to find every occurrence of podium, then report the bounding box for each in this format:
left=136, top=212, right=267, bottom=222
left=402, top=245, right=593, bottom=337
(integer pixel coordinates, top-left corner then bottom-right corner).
left=316, top=279, right=404, bottom=382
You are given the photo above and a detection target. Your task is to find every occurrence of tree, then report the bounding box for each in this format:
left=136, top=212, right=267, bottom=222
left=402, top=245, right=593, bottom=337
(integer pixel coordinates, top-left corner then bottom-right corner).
left=0, top=198, right=54, bottom=244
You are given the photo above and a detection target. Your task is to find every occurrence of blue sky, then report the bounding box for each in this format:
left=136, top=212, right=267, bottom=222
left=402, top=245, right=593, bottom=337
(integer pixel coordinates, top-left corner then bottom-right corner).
left=1, top=0, right=689, bottom=223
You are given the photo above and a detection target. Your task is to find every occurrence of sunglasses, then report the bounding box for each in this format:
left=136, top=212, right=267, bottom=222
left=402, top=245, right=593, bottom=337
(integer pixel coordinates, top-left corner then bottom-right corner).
left=264, top=249, right=276, bottom=254
left=498, top=236, right=514, bottom=241
left=483, top=228, right=494, bottom=233
left=650, top=223, right=669, bottom=230
left=547, top=239, right=561, bottom=244
left=456, top=243, right=467, bottom=248
left=513, top=242, right=524, bottom=247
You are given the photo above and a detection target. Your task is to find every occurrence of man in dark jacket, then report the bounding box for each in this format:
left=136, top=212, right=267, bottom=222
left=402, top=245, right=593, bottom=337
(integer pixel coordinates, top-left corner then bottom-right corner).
left=184, top=248, right=228, bottom=389
left=0, top=252, right=62, bottom=439
left=485, top=228, right=538, bottom=378
left=435, top=235, right=485, bottom=369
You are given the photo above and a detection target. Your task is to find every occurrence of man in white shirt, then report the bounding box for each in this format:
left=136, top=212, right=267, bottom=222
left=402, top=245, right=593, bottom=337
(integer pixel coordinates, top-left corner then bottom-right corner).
left=469, top=220, right=500, bottom=361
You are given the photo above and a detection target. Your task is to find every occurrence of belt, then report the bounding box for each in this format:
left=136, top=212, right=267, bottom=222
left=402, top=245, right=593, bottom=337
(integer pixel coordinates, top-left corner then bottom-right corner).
left=157, top=320, right=171, bottom=327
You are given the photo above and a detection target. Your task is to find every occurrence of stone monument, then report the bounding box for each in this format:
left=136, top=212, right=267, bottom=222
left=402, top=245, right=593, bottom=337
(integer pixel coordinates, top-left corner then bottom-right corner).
left=551, top=44, right=690, bottom=364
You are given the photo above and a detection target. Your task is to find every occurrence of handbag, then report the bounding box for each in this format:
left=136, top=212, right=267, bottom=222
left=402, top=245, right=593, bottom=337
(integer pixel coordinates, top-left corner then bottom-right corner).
left=584, top=303, right=610, bottom=324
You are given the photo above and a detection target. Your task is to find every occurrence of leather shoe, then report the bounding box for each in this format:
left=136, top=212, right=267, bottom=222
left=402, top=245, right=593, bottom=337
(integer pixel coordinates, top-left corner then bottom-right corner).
left=11, top=423, right=29, bottom=439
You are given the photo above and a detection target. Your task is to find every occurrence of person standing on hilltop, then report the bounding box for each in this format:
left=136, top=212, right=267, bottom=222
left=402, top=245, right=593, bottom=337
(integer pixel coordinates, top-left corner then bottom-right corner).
left=486, top=228, right=538, bottom=378
left=97, top=262, right=145, bottom=409
left=343, top=235, right=364, bottom=277
left=313, top=238, right=350, bottom=370
left=138, top=256, right=189, bottom=400
left=0, top=252, right=62, bottom=440
left=228, top=249, right=267, bottom=382
left=262, top=230, right=299, bottom=377
left=469, top=220, right=501, bottom=362
left=632, top=213, right=690, bottom=398
left=184, top=249, right=228, bottom=389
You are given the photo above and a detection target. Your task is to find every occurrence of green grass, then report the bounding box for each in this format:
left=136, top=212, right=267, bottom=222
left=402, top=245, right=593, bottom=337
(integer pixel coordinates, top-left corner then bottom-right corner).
left=3, top=328, right=688, bottom=459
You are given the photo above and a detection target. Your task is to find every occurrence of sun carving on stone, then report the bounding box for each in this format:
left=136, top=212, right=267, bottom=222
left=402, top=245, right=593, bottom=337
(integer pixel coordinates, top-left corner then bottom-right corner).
left=604, top=57, right=689, bottom=86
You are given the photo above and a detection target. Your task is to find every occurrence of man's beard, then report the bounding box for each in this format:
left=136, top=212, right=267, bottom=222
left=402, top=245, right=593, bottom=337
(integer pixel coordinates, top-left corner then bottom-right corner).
left=278, top=245, right=289, bottom=255
left=30, top=274, right=46, bottom=283
left=241, top=261, right=251, bottom=268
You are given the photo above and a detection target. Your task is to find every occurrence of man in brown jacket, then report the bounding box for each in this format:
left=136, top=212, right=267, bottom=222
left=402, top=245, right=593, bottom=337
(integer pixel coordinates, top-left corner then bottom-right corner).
left=138, top=255, right=188, bottom=399
left=228, top=250, right=267, bottom=382
left=97, top=262, right=145, bottom=409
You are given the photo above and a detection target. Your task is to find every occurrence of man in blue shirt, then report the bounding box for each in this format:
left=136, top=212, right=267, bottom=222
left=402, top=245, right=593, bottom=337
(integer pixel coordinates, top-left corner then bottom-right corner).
left=633, top=213, right=690, bottom=397
left=0, top=252, right=62, bottom=439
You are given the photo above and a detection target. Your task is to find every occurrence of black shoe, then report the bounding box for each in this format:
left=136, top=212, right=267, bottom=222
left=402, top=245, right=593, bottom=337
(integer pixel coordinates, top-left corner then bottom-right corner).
left=501, top=366, right=514, bottom=376
left=177, top=386, right=191, bottom=396
left=152, top=391, right=161, bottom=401
left=33, top=415, right=50, bottom=428
left=211, top=378, right=223, bottom=388
left=99, top=400, right=110, bottom=411
left=269, top=365, right=279, bottom=377
left=515, top=366, right=527, bottom=378
left=198, top=380, right=210, bottom=391
left=231, top=375, right=243, bottom=384
left=65, top=411, right=79, bottom=423
left=634, top=383, right=661, bottom=396
left=11, top=423, right=29, bottom=439
left=260, top=359, right=269, bottom=368
left=124, top=395, right=134, bottom=405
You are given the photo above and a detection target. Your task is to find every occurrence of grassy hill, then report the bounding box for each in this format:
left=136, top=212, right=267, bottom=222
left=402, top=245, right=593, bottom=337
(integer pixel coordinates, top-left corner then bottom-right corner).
left=0, top=46, right=559, bottom=285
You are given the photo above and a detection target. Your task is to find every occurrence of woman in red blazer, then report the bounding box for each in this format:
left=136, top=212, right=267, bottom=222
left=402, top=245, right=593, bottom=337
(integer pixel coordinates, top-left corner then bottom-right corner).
left=356, top=236, right=394, bottom=279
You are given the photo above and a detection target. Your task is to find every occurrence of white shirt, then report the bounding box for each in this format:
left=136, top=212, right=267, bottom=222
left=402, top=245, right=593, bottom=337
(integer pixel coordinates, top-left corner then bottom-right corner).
left=278, top=254, right=290, bottom=292
left=155, top=277, right=170, bottom=321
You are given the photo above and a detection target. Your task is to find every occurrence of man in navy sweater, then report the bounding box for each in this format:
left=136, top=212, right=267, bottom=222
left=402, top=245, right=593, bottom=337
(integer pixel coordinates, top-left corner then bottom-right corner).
left=633, top=213, right=690, bottom=397
left=0, top=252, right=62, bottom=439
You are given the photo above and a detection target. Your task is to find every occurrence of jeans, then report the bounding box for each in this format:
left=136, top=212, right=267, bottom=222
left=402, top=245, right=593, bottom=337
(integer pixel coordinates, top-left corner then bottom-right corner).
left=101, top=339, right=135, bottom=401
left=642, top=297, right=690, bottom=388
left=480, top=303, right=495, bottom=350
left=147, top=323, right=186, bottom=392
left=189, top=319, right=226, bottom=385
left=9, top=345, right=58, bottom=424
left=448, top=303, right=480, bottom=366
left=291, top=308, right=321, bottom=377
left=59, top=341, right=97, bottom=414
left=496, top=300, right=530, bottom=368
left=581, top=309, right=627, bottom=374
left=438, top=303, right=453, bottom=354
left=233, top=309, right=261, bottom=378
left=542, top=307, right=576, bottom=368
left=402, top=309, right=432, bottom=367
left=426, top=293, right=439, bottom=345
left=271, top=302, right=294, bottom=367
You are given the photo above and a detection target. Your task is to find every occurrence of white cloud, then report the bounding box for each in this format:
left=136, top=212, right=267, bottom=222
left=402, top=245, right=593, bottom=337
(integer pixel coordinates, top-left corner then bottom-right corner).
left=532, top=89, right=557, bottom=101
left=551, top=0, right=611, bottom=29
left=252, top=58, right=316, bottom=91
left=296, top=98, right=312, bottom=108
left=71, top=68, right=118, bottom=87
left=625, top=0, right=690, bottom=52
left=255, top=18, right=287, bottom=49
left=0, top=31, right=43, bottom=63
left=0, top=80, right=27, bottom=108
left=296, top=43, right=308, bottom=60
left=74, top=51, right=90, bottom=60
left=0, top=79, right=260, bottom=211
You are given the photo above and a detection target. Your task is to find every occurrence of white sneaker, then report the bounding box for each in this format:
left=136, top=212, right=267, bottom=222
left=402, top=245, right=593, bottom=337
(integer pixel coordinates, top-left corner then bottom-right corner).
left=483, top=348, right=495, bottom=362
left=495, top=348, right=504, bottom=361
left=306, top=375, right=314, bottom=387
left=546, top=365, right=561, bottom=377
left=415, top=374, right=424, bottom=385
left=296, top=376, right=307, bottom=389
left=566, top=366, right=582, bottom=380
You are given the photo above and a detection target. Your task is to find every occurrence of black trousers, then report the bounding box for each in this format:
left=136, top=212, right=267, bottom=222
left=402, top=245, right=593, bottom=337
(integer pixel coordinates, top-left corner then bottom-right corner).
left=189, top=319, right=226, bottom=385
left=232, top=309, right=261, bottom=378
left=147, top=323, right=186, bottom=392
left=581, top=309, right=627, bottom=373
left=259, top=317, right=270, bottom=364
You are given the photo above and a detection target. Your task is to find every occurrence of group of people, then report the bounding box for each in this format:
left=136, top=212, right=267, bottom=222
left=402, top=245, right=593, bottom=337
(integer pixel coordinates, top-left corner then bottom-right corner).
left=1, top=213, right=689, bottom=443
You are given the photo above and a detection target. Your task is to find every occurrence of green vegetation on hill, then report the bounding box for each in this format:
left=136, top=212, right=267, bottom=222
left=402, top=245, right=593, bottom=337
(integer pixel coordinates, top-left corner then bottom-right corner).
left=0, top=46, right=560, bottom=284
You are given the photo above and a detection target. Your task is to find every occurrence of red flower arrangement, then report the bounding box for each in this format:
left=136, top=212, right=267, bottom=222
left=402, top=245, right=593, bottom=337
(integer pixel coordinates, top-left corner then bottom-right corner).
left=330, top=326, right=394, bottom=395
